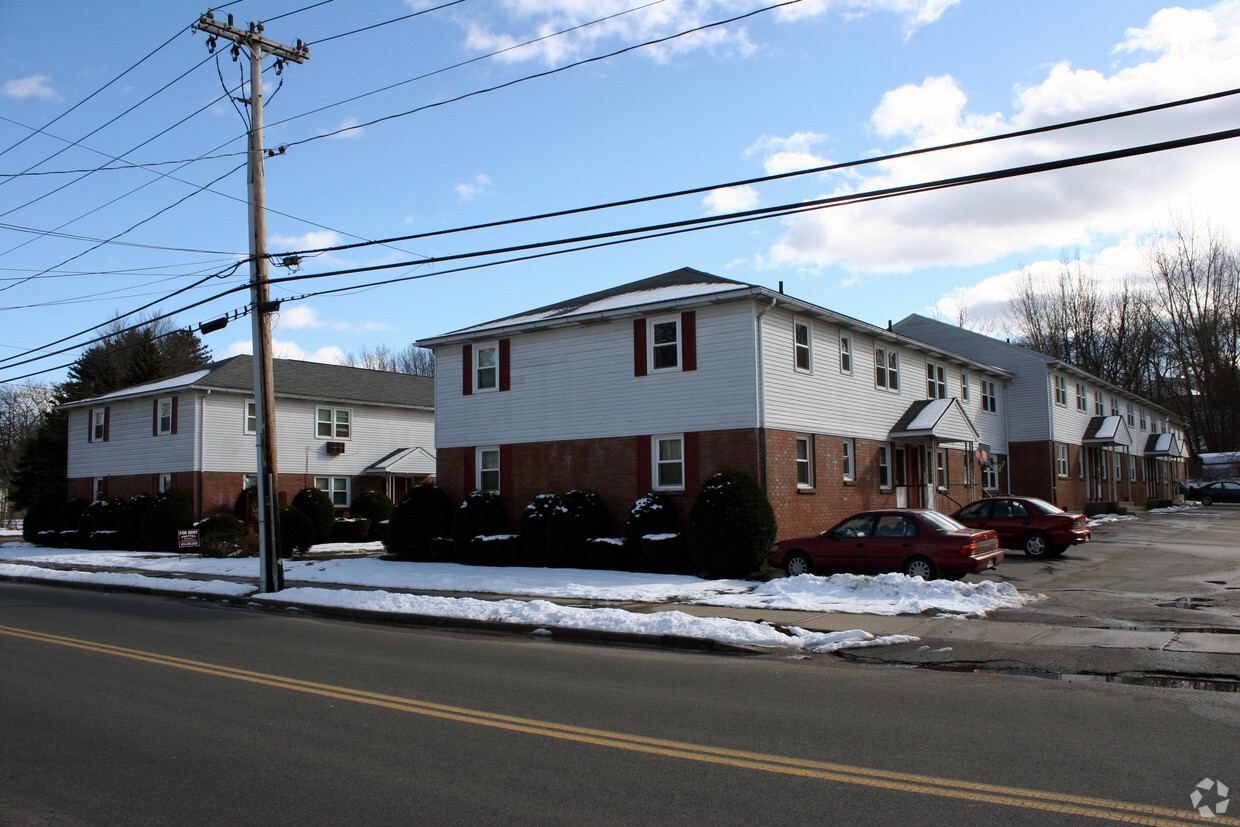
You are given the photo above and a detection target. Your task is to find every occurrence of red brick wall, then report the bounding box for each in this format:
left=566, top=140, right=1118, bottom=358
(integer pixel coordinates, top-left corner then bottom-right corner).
left=1008, top=441, right=1055, bottom=503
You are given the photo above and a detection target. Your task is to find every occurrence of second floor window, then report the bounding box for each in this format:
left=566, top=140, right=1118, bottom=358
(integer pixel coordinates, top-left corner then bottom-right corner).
left=1076, top=383, right=1087, bottom=411
left=981, top=381, right=997, bottom=412
left=927, top=363, right=946, bottom=399
left=875, top=347, right=899, bottom=391
left=89, top=408, right=108, bottom=443
left=1095, top=390, right=1104, bottom=415
left=245, top=401, right=257, bottom=434
left=474, top=342, right=498, bottom=391
left=1053, top=375, right=1067, bottom=406
left=794, top=321, right=811, bottom=372
left=651, top=317, right=680, bottom=370
left=156, top=397, right=174, bottom=435
left=316, top=407, right=351, bottom=439
left=961, top=373, right=970, bottom=401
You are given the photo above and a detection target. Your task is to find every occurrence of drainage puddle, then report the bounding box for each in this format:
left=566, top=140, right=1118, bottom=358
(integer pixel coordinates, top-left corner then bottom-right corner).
left=1157, top=597, right=1220, bottom=610
left=916, top=664, right=1240, bottom=693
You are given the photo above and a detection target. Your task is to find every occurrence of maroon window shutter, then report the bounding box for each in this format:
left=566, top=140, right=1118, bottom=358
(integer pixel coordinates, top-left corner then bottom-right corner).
left=684, top=431, right=700, bottom=496
left=499, top=339, right=511, bottom=392
left=499, top=444, right=512, bottom=500
left=103, top=407, right=111, bottom=442
left=633, top=319, right=647, bottom=377
left=153, top=399, right=160, bottom=436
left=171, top=397, right=178, bottom=435
left=462, top=345, right=473, bottom=396
left=636, top=435, right=651, bottom=493
left=88, top=410, right=94, bottom=442
left=463, top=448, right=476, bottom=493
left=681, top=311, right=696, bottom=372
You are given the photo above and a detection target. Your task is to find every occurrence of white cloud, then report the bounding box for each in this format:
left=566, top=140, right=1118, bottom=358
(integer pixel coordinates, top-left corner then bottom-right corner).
left=224, top=339, right=347, bottom=365
left=746, top=131, right=832, bottom=174
left=454, top=0, right=953, bottom=66
left=703, top=185, right=759, bottom=215
left=455, top=173, right=492, bottom=200
left=760, top=3, right=1240, bottom=274
left=3, top=74, right=59, bottom=100
left=269, top=230, right=344, bottom=253
left=275, top=305, right=322, bottom=330
left=327, top=116, right=365, bottom=139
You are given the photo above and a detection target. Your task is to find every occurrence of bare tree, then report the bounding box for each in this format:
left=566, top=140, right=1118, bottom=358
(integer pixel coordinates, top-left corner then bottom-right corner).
left=1144, top=217, right=1240, bottom=453
left=0, top=382, right=56, bottom=522
left=1006, top=250, right=1159, bottom=393
left=345, top=344, right=435, bottom=377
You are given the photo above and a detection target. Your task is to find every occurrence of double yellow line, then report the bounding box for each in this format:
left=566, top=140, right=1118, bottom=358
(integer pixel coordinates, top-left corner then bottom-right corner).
left=0, top=623, right=1227, bottom=825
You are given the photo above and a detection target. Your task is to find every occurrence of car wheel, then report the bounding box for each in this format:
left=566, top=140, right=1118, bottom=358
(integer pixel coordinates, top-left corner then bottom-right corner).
left=1049, top=544, right=1068, bottom=558
left=1022, top=530, right=1052, bottom=558
left=902, top=556, right=937, bottom=580
left=784, top=551, right=813, bottom=577
left=1202, top=495, right=1214, bottom=506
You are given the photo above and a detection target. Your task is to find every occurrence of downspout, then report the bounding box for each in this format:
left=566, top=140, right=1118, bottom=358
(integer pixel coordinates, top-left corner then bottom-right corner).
left=754, top=295, right=778, bottom=494
left=1046, top=364, right=1058, bottom=505
left=1003, top=379, right=1012, bottom=495
left=196, top=392, right=207, bottom=519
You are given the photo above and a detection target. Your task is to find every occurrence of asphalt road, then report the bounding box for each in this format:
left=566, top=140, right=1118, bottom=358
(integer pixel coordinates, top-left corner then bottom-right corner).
left=2, top=582, right=1238, bottom=825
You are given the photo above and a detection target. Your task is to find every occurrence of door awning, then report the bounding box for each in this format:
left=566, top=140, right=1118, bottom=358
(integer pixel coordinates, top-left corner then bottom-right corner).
left=363, top=446, right=437, bottom=476
left=1144, top=433, right=1185, bottom=458
left=888, top=398, right=979, bottom=443
left=1083, top=415, right=1133, bottom=446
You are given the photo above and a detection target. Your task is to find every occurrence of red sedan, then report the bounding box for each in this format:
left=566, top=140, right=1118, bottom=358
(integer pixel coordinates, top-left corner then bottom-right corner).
left=768, top=509, right=1003, bottom=581
left=950, top=496, right=1091, bottom=559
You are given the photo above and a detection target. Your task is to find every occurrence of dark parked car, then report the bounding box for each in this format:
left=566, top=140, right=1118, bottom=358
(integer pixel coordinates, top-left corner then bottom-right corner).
left=950, top=496, right=1090, bottom=559
left=1189, top=480, right=1240, bottom=505
left=768, top=509, right=1002, bottom=581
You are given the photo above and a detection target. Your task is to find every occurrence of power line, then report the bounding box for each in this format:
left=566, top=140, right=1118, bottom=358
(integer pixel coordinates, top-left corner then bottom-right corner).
left=306, top=0, right=465, bottom=46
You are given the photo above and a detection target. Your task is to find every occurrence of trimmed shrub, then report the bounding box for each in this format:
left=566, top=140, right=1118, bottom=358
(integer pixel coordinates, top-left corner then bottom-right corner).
left=54, top=498, right=89, bottom=549
left=518, top=494, right=561, bottom=566
left=584, top=537, right=625, bottom=571
left=642, top=533, right=692, bottom=574
left=452, top=490, right=507, bottom=563
left=292, top=487, right=336, bottom=543
left=625, top=492, right=679, bottom=572
left=350, top=490, right=394, bottom=539
left=428, top=536, right=457, bottom=563
left=687, top=468, right=776, bottom=579
left=383, top=483, right=452, bottom=561
left=330, top=518, right=371, bottom=544
left=139, top=488, right=195, bottom=551
left=278, top=506, right=315, bottom=558
left=470, top=534, right=522, bottom=566
left=196, top=513, right=256, bottom=558
left=233, top=485, right=257, bottom=523
left=22, top=492, right=64, bottom=543
left=545, top=489, right=608, bottom=569
left=79, top=498, right=123, bottom=535
left=118, top=493, right=154, bottom=549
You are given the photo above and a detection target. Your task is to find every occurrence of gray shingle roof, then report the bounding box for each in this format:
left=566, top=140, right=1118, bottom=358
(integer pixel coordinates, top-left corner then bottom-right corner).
left=63, top=354, right=434, bottom=409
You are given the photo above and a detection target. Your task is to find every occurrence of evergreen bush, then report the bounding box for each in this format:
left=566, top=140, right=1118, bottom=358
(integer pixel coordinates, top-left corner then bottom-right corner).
left=518, top=493, right=561, bottom=566
left=139, top=488, right=195, bottom=551
left=544, top=489, right=608, bottom=569
left=196, top=513, right=256, bottom=558
left=383, top=483, right=452, bottom=561
left=330, top=518, right=371, bottom=544
left=470, top=534, right=522, bottom=566
left=54, top=498, right=89, bottom=548
left=291, top=487, right=336, bottom=543
left=350, top=490, right=394, bottom=539
left=118, top=493, right=154, bottom=549
left=79, top=498, right=123, bottom=535
left=451, top=490, right=507, bottom=563
left=625, top=492, right=679, bottom=571
left=22, top=492, right=63, bottom=543
left=278, top=506, right=315, bottom=558
left=687, top=468, right=777, bottom=579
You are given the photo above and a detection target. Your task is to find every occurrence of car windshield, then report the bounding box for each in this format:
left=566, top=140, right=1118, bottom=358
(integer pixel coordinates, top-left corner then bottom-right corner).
left=920, top=511, right=968, bottom=533
left=1024, top=498, right=1064, bottom=514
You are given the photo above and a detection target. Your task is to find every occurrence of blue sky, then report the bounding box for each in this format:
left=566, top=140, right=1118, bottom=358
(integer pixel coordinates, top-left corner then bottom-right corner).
left=2, top=0, right=1238, bottom=381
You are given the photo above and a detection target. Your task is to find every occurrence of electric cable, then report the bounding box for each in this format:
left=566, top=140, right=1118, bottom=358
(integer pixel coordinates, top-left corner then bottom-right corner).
left=305, top=0, right=465, bottom=46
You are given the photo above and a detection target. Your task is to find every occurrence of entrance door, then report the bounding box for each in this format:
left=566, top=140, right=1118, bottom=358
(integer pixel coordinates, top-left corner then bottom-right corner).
left=893, top=447, right=908, bottom=508
left=906, top=448, right=922, bottom=509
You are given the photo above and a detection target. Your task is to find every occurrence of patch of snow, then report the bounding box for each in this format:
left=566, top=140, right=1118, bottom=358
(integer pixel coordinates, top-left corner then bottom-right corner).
left=1087, top=513, right=1139, bottom=527
left=0, top=562, right=253, bottom=597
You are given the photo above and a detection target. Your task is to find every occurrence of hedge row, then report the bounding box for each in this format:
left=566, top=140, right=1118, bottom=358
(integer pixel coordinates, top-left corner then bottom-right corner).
left=381, top=469, right=776, bottom=578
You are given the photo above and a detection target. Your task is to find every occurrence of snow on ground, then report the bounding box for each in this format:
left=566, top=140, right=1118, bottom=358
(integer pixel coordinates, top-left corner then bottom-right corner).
left=1087, top=513, right=1138, bottom=527
left=0, top=541, right=1038, bottom=652
left=700, top=573, right=1038, bottom=617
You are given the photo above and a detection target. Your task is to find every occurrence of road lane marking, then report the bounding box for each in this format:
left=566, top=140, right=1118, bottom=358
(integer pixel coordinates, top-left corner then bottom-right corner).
left=1, top=622, right=1228, bottom=826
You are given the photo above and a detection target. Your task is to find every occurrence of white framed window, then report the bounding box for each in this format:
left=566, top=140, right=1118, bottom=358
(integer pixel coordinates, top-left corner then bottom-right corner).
left=1114, top=452, right=1123, bottom=481
left=1140, top=409, right=1147, bottom=430
left=243, top=473, right=258, bottom=490
left=961, top=373, right=970, bottom=401
left=1056, top=443, right=1069, bottom=478
left=981, top=381, right=997, bottom=413
left=982, top=464, right=999, bottom=490
left=159, top=473, right=173, bottom=492
left=476, top=447, right=501, bottom=493
left=795, top=434, right=814, bottom=488
left=874, top=347, right=899, bottom=391
left=649, top=316, right=680, bottom=372
left=652, top=434, right=685, bottom=491
left=1076, top=383, right=1087, bottom=411
left=1095, top=390, right=1104, bottom=415
left=927, top=363, right=947, bottom=399
left=1127, top=404, right=1135, bottom=427
left=1053, top=375, right=1067, bottom=406
left=842, top=438, right=856, bottom=482
left=1110, top=397, right=1120, bottom=416
left=314, top=475, right=351, bottom=508
left=878, top=444, right=891, bottom=489
left=90, top=408, right=107, bottom=443
left=1079, top=448, right=1085, bottom=480
left=316, top=407, right=352, bottom=439
left=244, top=401, right=257, bottom=434
left=935, top=449, right=948, bottom=488
left=794, top=320, right=812, bottom=372
left=839, top=334, right=852, bottom=374
left=1129, top=454, right=1137, bottom=481
left=474, top=341, right=499, bottom=392
left=156, top=397, right=174, bottom=435
left=92, top=477, right=106, bottom=502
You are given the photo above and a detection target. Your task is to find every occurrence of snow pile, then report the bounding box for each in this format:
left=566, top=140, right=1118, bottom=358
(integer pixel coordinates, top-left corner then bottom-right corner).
left=700, top=572, right=1038, bottom=617
left=261, top=587, right=917, bottom=653
left=1087, top=513, right=1139, bottom=527
left=1148, top=504, right=1200, bottom=514
left=0, top=562, right=253, bottom=598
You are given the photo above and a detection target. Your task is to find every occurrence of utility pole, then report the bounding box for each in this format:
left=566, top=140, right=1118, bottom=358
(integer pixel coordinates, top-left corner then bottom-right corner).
left=195, top=11, right=309, bottom=593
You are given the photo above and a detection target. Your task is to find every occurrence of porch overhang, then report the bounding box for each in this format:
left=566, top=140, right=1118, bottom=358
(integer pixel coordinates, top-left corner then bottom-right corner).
left=1082, top=415, right=1133, bottom=447
left=887, top=398, right=979, bottom=444
left=1143, top=433, right=1185, bottom=458
left=363, top=446, right=437, bottom=477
